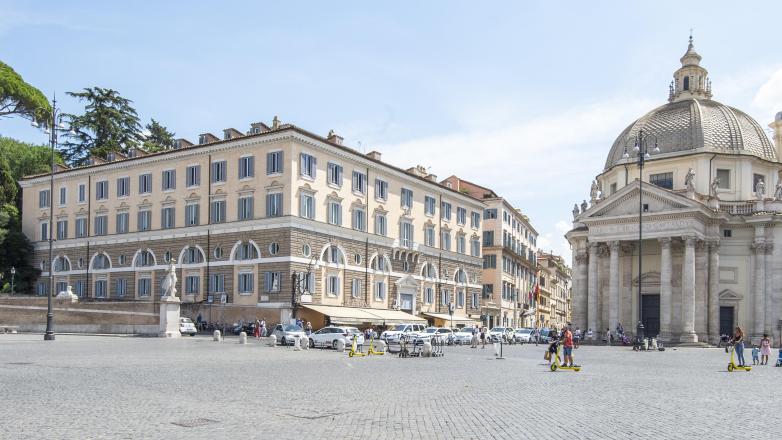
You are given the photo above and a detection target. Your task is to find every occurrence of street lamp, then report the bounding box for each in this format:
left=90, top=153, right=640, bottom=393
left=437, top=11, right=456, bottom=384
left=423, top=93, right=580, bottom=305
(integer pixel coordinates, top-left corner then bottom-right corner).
left=622, top=128, right=660, bottom=333
left=31, top=94, right=75, bottom=341
left=10, top=267, right=15, bottom=295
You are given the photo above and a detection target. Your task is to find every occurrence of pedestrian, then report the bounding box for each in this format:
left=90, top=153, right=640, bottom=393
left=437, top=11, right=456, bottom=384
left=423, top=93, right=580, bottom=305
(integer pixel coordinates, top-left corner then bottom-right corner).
left=731, top=326, right=746, bottom=367
left=605, top=328, right=611, bottom=346
left=760, top=333, right=772, bottom=365
left=305, top=321, right=313, bottom=336
left=587, top=328, right=593, bottom=342
left=562, top=326, right=575, bottom=367
left=471, top=325, right=479, bottom=348
left=574, top=327, right=581, bottom=349
left=533, top=327, right=540, bottom=346
left=751, top=345, right=760, bottom=365
left=480, top=326, right=487, bottom=349
left=260, top=319, right=267, bottom=337
left=547, top=335, right=560, bottom=366
left=254, top=318, right=261, bottom=338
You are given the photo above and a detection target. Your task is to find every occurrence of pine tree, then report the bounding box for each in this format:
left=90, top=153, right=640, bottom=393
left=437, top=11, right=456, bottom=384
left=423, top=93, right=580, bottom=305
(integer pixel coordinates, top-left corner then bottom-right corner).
left=142, top=118, right=175, bottom=152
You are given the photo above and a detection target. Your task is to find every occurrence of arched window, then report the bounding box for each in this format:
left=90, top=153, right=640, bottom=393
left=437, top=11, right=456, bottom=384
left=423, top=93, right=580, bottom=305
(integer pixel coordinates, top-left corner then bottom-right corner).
left=54, top=256, right=70, bottom=272
left=683, top=76, right=689, bottom=91
left=322, top=245, right=344, bottom=264
left=371, top=254, right=389, bottom=272
left=181, top=246, right=204, bottom=264
left=135, top=250, right=154, bottom=267
left=422, top=263, right=436, bottom=279
left=92, top=253, right=111, bottom=270
left=454, top=269, right=466, bottom=284
left=235, top=242, right=258, bottom=260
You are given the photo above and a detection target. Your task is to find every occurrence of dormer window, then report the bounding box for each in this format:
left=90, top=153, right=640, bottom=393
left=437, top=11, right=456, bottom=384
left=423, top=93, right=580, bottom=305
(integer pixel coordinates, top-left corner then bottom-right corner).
left=253, top=127, right=261, bottom=134
left=173, top=140, right=181, bottom=150
left=107, top=152, right=115, bottom=162
left=198, top=135, right=207, bottom=145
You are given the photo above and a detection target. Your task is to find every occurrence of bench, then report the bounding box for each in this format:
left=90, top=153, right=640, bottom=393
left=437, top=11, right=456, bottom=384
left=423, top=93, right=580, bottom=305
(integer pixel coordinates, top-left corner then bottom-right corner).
left=1, top=325, right=20, bottom=334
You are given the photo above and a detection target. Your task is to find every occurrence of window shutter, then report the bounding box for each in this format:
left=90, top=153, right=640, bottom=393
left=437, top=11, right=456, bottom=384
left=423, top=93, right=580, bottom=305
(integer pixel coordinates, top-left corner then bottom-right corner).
left=267, top=152, right=273, bottom=175
left=171, top=170, right=176, bottom=189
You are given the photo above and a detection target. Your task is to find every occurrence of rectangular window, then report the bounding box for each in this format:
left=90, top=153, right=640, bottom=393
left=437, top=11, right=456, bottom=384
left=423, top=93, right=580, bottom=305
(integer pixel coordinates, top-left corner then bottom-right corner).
left=401, top=188, right=413, bottom=209
left=138, top=278, right=151, bottom=297
left=185, top=276, right=200, bottom=295
left=424, top=226, right=435, bottom=247
left=471, top=212, right=481, bottom=229
left=300, top=153, right=317, bottom=179
left=186, top=165, right=201, bottom=187
left=210, top=200, right=226, bottom=224
left=328, top=201, right=342, bottom=226
left=456, top=234, right=466, bottom=254
left=326, top=162, right=343, bottom=187
left=424, top=287, right=434, bottom=304
left=327, top=275, right=340, bottom=296
left=457, top=290, right=464, bottom=307
left=375, top=179, right=388, bottom=201
left=483, top=231, right=494, bottom=246
left=352, top=207, right=366, bottom=231
left=58, top=187, right=66, bottom=206
left=94, top=215, right=108, bottom=236
left=649, top=172, right=673, bottom=189
left=211, top=160, right=227, bottom=183
left=209, top=274, right=225, bottom=293
left=116, top=279, right=127, bottom=298
left=441, top=202, right=452, bottom=221
left=483, top=254, right=497, bottom=269
left=137, top=210, right=151, bottom=231
left=424, top=196, right=436, bottom=216
left=299, top=272, right=315, bottom=294
left=238, top=196, right=254, bottom=220
left=715, top=169, right=730, bottom=189
left=39, top=189, right=51, bottom=208
left=374, top=280, right=386, bottom=300
left=456, top=207, right=466, bottom=225
left=264, top=272, right=281, bottom=293
left=375, top=212, right=387, bottom=236
left=238, top=272, right=254, bottom=294
left=75, top=218, right=87, bottom=238
left=441, top=290, right=451, bottom=306
left=114, top=177, right=129, bottom=197
left=266, top=151, right=284, bottom=175
left=471, top=238, right=481, bottom=257
left=351, top=279, right=361, bottom=298
left=266, top=192, right=282, bottom=217
left=352, top=170, right=367, bottom=194
left=96, top=180, right=108, bottom=200
left=74, top=280, right=85, bottom=297
left=441, top=230, right=451, bottom=251
left=185, top=204, right=200, bottom=226
left=238, top=156, right=255, bottom=179
left=161, top=206, right=175, bottom=229
left=56, top=220, right=68, bottom=240
left=116, top=212, right=129, bottom=234
left=40, top=222, right=49, bottom=241
left=483, top=208, right=497, bottom=219
left=400, top=221, right=414, bottom=248
left=610, top=183, right=617, bottom=194
left=300, top=193, right=315, bottom=219
left=138, top=173, right=152, bottom=194
left=162, top=169, right=176, bottom=190
left=95, top=280, right=107, bottom=298
left=78, top=184, right=86, bottom=203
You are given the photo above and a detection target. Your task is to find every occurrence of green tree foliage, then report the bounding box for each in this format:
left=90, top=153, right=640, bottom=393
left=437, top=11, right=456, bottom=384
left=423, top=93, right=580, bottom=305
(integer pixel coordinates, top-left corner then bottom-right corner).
left=142, top=118, right=175, bottom=152
left=0, top=60, right=51, bottom=122
left=0, top=204, right=39, bottom=294
left=0, top=136, right=59, bottom=185
left=0, top=153, right=15, bottom=206
left=62, top=87, right=142, bottom=165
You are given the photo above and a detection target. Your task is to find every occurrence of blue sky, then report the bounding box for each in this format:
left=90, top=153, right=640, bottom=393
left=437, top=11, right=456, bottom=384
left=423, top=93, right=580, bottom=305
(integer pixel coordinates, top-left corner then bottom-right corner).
left=2, top=1, right=782, bottom=260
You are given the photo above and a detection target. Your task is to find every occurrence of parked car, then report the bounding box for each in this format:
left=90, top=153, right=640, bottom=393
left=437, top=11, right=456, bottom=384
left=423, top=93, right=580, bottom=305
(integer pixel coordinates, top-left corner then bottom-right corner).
left=537, top=328, right=551, bottom=343
left=514, top=328, right=533, bottom=343
left=416, top=327, right=454, bottom=344
left=381, top=323, right=426, bottom=343
left=488, top=327, right=515, bottom=343
left=272, top=324, right=307, bottom=345
left=452, top=328, right=475, bottom=345
left=179, top=317, right=197, bottom=336
left=309, top=326, right=364, bottom=349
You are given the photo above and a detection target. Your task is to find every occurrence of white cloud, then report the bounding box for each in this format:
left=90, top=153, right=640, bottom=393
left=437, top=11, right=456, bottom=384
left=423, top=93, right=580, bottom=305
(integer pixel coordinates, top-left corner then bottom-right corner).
left=537, top=220, right=574, bottom=263
left=753, top=67, right=782, bottom=118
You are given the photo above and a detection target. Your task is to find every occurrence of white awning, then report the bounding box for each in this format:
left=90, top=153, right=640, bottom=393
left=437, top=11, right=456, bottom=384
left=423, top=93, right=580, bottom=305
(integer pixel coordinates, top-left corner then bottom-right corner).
left=301, top=305, right=383, bottom=325
left=422, top=312, right=480, bottom=325
left=364, top=308, right=427, bottom=325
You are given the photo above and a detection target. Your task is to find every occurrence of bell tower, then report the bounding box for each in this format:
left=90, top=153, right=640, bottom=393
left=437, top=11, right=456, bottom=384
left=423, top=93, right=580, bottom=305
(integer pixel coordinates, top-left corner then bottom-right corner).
left=770, top=111, right=782, bottom=162
left=669, top=34, right=713, bottom=102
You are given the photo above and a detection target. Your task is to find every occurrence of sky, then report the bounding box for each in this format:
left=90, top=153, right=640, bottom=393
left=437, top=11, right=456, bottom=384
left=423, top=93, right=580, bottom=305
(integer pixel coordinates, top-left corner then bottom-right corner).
left=2, top=1, right=782, bottom=262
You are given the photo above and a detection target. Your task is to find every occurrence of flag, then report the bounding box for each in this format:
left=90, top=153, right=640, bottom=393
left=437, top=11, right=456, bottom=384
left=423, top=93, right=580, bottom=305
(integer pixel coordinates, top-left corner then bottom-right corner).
left=534, top=283, right=540, bottom=303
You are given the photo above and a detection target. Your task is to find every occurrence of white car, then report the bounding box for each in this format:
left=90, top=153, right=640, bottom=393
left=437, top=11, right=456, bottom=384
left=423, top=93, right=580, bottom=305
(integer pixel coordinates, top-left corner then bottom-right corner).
left=381, top=323, right=426, bottom=343
left=514, top=328, right=533, bottom=343
left=179, top=317, right=197, bottom=336
left=272, top=324, right=307, bottom=345
left=309, top=326, right=365, bottom=349
left=489, top=327, right=514, bottom=343
left=416, top=327, right=453, bottom=344
left=453, top=328, right=476, bottom=345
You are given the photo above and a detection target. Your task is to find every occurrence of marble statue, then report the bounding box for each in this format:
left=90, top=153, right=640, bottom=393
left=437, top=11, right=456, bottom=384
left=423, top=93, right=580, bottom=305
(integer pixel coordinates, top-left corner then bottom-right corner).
left=685, top=168, right=696, bottom=191
left=161, top=262, right=178, bottom=298
left=572, top=203, right=580, bottom=219
left=590, top=180, right=599, bottom=202
left=755, top=178, right=766, bottom=200
left=580, top=200, right=588, bottom=213
left=774, top=181, right=782, bottom=201
left=710, top=177, right=720, bottom=199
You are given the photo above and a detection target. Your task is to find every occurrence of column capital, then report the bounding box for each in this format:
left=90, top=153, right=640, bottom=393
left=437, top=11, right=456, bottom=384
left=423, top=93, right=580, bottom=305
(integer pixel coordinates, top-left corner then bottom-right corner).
left=764, top=242, right=774, bottom=254
left=620, top=243, right=635, bottom=255
left=587, top=242, right=600, bottom=252
left=658, top=237, right=672, bottom=248
left=751, top=241, right=766, bottom=252
left=575, top=252, right=588, bottom=264
left=683, top=235, right=697, bottom=246
left=695, top=239, right=708, bottom=251
left=706, top=239, right=720, bottom=251
left=608, top=240, right=620, bottom=252
left=597, top=244, right=610, bottom=257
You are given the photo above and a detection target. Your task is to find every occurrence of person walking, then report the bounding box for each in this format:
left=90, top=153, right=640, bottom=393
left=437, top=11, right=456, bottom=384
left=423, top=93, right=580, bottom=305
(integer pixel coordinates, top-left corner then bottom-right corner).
left=574, top=327, right=581, bottom=349
left=254, top=318, right=261, bottom=338
left=760, top=333, right=772, bottom=365
left=480, top=326, right=487, bottom=349
left=471, top=325, right=479, bottom=348
left=305, top=321, right=313, bottom=336
left=732, top=326, right=746, bottom=367
left=605, top=328, right=611, bottom=346
left=260, top=319, right=267, bottom=337
left=533, top=327, right=540, bottom=346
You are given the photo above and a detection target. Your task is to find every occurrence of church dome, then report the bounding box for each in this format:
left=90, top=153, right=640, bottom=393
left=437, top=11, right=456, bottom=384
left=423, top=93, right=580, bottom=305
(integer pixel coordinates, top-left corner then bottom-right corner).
left=603, top=38, right=776, bottom=171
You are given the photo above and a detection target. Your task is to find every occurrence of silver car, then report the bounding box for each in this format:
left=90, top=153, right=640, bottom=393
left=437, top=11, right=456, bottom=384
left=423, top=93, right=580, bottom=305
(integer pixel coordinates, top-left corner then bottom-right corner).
left=308, top=326, right=364, bottom=349
left=272, top=324, right=307, bottom=345
left=453, top=328, right=476, bottom=345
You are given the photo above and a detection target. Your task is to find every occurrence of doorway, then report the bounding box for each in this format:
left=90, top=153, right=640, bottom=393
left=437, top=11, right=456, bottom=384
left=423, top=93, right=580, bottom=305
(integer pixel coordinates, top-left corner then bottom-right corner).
left=719, top=306, right=734, bottom=337
left=641, top=294, right=660, bottom=337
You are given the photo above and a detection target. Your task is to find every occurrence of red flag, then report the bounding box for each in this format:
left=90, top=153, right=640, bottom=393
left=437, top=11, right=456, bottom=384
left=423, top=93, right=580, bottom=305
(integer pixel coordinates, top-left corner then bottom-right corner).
left=534, top=284, right=540, bottom=302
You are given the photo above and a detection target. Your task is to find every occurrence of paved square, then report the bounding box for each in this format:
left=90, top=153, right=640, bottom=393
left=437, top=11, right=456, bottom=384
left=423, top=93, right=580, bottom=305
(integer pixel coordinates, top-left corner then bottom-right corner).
left=1, top=334, right=778, bottom=439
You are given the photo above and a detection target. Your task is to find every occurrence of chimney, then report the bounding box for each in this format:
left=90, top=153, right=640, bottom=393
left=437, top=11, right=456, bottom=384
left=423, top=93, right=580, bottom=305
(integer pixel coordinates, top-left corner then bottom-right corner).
left=406, top=165, right=429, bottom=178
left=426, top=173, right=438, bottom=182
left=366, top=150, right=382, bottom=161
left=271, top=116, right=281, bottom=130
left=327, top=129, right=343, bottom=145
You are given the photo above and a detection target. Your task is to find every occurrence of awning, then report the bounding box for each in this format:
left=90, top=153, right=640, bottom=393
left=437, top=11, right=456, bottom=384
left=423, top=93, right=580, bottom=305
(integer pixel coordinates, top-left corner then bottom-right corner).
left=422, top=312, right=480, bottom=325
left=364, top=308, right=427, bottom=325
left=301, top=305, right=384, bottom=325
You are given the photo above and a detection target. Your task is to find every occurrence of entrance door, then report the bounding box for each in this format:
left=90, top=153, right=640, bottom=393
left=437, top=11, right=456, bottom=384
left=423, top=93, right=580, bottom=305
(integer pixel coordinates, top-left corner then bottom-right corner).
left=400, top=293, right=414, bottom=314
left=641, top=295, right=660, bottom=337
left=719, top=306, right=734, bottom=337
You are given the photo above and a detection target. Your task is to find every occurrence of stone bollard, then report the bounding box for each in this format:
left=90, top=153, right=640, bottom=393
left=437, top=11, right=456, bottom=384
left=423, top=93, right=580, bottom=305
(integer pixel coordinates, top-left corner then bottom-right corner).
left=422, top=341, right=432, bottom=357
left=268, top=335, right=277, bottom=347
left=213, top=330, right=222, bottom=341
left=293, top=335, right=302, bottom=351
left=302, top=336, right=310, bottom=350
left=239, top=332, right=247, bottom=344
left=494, top=342, right=500, bottom=357
left=336, top=339, right=346, bottom=352
left=373, top=340, right=386, bottom=353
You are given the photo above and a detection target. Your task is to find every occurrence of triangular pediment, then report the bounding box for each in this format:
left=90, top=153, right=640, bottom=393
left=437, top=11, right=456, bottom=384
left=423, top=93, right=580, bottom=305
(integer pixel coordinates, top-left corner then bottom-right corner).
left=395, top=274, right=419, bottom=288
left=580, top=180, right=702, bottom=219
left=718, top=289, right=742, bottom=301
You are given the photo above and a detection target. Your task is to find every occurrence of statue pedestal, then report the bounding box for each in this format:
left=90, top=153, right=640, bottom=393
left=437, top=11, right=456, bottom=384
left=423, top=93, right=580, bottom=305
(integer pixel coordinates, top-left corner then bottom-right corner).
left=159, top=296, right=181, bottom=338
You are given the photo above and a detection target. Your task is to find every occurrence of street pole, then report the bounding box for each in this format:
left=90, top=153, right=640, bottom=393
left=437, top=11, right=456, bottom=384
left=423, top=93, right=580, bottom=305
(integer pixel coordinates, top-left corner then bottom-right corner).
left=44, top=96, right=57, bottom=341
left=10, top=267, right=15, bottom=295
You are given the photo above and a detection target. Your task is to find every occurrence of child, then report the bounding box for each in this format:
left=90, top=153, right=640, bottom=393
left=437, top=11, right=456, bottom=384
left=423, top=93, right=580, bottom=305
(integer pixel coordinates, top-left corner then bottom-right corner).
left=751, top=345, right=760, bottom=365
left=547, top=338, right=560, bottom=366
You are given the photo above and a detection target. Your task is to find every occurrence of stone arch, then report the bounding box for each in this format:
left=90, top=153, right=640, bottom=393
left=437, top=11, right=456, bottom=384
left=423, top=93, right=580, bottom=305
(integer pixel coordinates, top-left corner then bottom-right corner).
left=90, top=251, right=112, bottom=270
left=131, top=248, right=157, bottom=268
left=178, top=244, right=206, bottom=265
left=230, top=240, right=261, bottom=261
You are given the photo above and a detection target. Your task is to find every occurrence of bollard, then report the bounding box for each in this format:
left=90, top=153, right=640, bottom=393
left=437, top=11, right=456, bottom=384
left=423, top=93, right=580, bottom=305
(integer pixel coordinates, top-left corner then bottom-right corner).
left=213, top=330, right=222, bottom=342
left=269, top=335, right=277, bottom=347
left=302, top=336, right=310, bottom=350
left=374, top=339, right=387, bottom=353
left=239, top=332, right=247, bottom=344
left=336, top=339, right=346, bottom=352
left=494, top=342, right=500, bottom=357
left=293, top=335, right=302, bottom=351
left=422, top=341, right=432, bottom=357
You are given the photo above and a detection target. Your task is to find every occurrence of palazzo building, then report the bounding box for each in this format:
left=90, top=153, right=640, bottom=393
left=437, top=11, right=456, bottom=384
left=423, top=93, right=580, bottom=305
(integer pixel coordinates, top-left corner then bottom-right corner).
left=567, top=38, right=782, bottom=344
left=537, top=251, right=571, bottom=329
left=20, top=119, right=485, bottom=328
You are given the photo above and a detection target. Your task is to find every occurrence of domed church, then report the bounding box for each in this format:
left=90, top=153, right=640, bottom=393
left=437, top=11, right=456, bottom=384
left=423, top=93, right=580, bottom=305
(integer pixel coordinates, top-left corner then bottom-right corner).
left=567, top=37, right=782, bottom=345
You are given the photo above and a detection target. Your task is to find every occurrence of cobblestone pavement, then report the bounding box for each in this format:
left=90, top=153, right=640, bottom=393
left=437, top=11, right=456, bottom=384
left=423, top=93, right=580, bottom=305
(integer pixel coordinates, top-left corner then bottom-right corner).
left=1, top=334, right=779, bottom=440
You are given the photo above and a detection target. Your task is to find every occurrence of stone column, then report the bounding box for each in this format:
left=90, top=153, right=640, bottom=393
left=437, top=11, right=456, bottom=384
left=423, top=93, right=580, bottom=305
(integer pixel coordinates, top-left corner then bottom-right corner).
left=608, top=241, right=620, bottom=332
left=679, top=236, right=698, bottom=343
left=764, top=242, right=774, bottom=335
left=575, top=250, right=589, bottom=332
left=587, top=242, right=599, bottom=333
left=659, top=237, right=672, bottom=342
left=694, top=240, right=708, bottom=341
left=621, top=243, right=635, bottom=329
left=707, top=240, right=720, bottom=344
left=752, top=240, right=766, bottom=338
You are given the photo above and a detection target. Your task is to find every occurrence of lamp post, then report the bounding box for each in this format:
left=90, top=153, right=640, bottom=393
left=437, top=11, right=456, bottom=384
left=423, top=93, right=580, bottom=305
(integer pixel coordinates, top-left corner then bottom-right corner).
left=32, top=95, right=75, bottom=341
left=10, top=267, right=15, bottom=295
left=622, top=128, right=659, bottom=333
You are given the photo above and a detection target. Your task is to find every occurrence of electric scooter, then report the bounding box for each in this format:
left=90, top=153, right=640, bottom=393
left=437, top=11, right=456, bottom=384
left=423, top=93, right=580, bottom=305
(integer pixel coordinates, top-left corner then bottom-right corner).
left=348, top=334, right=366, bottom=358
left=726, top=343, right=751, bottom=372
left=550, top=344, right=581, bottom=372
left=366, top=336, right=385, bottom=355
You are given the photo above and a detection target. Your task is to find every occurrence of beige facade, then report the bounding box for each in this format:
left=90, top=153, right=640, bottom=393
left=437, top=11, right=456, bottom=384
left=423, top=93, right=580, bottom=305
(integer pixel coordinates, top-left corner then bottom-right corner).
left=20, top=121, right=485, bottom=327
left=537, top=252, right=571, bottom=329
